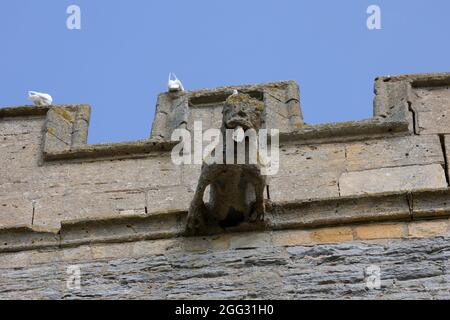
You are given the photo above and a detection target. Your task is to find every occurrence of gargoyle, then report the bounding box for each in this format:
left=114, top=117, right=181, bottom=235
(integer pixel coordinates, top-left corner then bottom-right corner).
left=185, top=92, right=267, bottom=235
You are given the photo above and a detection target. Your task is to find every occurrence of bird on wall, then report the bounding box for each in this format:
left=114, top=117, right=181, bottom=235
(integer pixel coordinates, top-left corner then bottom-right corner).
left=28, top=91, right=53, bottom=106
left=168, top=73, right=184, bottom=92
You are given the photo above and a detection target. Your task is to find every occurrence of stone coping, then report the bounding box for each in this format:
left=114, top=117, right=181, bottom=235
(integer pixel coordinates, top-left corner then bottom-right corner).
left=0, top=107, right=410, bottom=162
left=377, top=71, right=450, bottom=86
left=2, top=188, right=450, bottom=253
left=279, top=118, right=409, bottom=144
left=44, top=139, right=178, bottom=161
left=2, top=72, right=449, bottom=162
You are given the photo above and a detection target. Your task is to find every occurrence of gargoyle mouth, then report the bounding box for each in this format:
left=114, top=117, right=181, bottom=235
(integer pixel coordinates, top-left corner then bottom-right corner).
left=226, top=118, right=252, bottom=130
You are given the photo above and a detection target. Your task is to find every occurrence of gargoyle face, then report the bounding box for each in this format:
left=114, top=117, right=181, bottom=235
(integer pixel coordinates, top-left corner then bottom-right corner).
left=222, top=93, right=264, bottom=131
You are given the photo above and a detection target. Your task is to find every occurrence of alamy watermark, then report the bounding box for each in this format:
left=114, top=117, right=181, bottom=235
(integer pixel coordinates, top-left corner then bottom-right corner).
left=367, top=5, right=381, bottom=30
left=365, top=265, right=381, bottom=290
left=171, top=121, right=280, bottom=176
left=66, top=265, right=81, bottom=291
left=66, top=5, right=81, bottom=30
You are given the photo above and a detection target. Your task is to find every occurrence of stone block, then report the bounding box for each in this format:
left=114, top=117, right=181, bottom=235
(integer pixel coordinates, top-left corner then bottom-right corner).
left=151, top=111, right=169, bottom=140
left=339, top=164, right=447, bottom=196
left=60, top=210, right=183, bottom=246
left=271, top=143, right=346, bottom=201
left=45, top=108, right=74, bottom=145
left=373, top=78, right=412, bottom=123
left=91, top=242, right=134, bottom=260
left=210, top=234, right=231, bottom=251
left=270, top=193, right=410, bottom=229
left=132, top=239, right=176, bottom=256
left=28, top=250, right=61, bottom=265
left=187, top=106, right=213, bottom=133
left=71, top=119, right=89, bottom=146
left=345, top=135, right=444, bottom=172
left=354, top=223, right=405, bottom=240
left=0, top=251, right=30, bottom=269
left=229, top=232, right=272, bottom=249
left=0, top=195, right=33, bottom=228
left=309, top=226, right=353, bottom=243
left=272, top=229, right=313, bottom=246
left=412, top=189, right=450, bottom=219
left=60, top=245, right=93, bottom=262
left=263, top=95, right=291, bottom=133
left=408, top=220, right=449, bottom=238
left=270, top=172, right=340, bottom=202
left=44, top=132, right=70, bottom=153
left=33, top=188, right=148, bottom=229
left=411, top=86, right=450, bottom=135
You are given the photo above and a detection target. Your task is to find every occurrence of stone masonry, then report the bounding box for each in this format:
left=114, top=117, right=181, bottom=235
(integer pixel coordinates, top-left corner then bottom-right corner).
left=1, top=73, right=450, bottom=299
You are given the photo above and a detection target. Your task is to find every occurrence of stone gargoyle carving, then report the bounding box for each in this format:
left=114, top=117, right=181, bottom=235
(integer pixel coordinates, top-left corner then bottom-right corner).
left=185, top=93, right=267, bottom=235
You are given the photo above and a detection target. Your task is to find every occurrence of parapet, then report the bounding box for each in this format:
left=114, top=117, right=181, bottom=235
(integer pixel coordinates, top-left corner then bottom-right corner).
left=0, top=72, right=450, bottom=249
left=150, top=80, right=303, bottom=140
left=2, top=73, right=450, bottom=299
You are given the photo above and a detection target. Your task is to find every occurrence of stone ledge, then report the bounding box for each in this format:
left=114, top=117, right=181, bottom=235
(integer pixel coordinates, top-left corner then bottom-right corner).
left=0, top=73, right=418, bottom=162
left=43, top=139, right=177, bottom=161
left=0, top=105, right=411, bottom=162
left=0, top=105, right=49, bottom=118
left=279, top=119, right=410, bottom=145
left=376, top=72, right=450, bottom=87
left=1, top=220, right=449, bottom=271
left=59, top=210, right=185, bottom=246
left=0, top=225, right=59, bottom=252
left=0, top=104, right=89, bottom=119
left=2, top=188, right=450, bottom=253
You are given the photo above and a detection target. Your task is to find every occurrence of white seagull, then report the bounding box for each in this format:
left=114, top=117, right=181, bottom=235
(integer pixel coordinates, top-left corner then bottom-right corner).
left=28, top=91, right=53, bottom=106
left=168, top=73, right=184, bottom=92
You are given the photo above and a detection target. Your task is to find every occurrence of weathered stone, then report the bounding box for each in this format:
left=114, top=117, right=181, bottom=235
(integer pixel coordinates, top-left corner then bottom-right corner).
left=59, top=210, right=183, bottom=247
left=0, top=195, right=33, bottom=228
left=229, top=232, right=272, bottom=249
left=373, top=78, right=412, bottom=125
left=412, top=189, right=450, bottom=219
left=91, top=243, right=134, bottom=260
left=408, top=220, right=449, bottom=238
left=339, top=164, right=447, bottom=196
left=272, top=229, right=313, bottom=247
left=132, top=238, right=177, bottom=257
left=345, top=135, right=444, bottom=171
left=2, top=75, right=450, bottom=300
left=354, top=223, right=405, bottom=240
left=60, top=245, right=93, bottom=262
left=0, top=236, right=448, bottom=299
left=71, top=119, right=89, bottom=146
left=411, top=86, right=450, bottom=134
left=309, top=226, right=353, bottom=243
left=271, top=143, right=346, bottom=201
left=270, top=193, right=411, bottom=229
left=0, top=226, right=59, bottom=252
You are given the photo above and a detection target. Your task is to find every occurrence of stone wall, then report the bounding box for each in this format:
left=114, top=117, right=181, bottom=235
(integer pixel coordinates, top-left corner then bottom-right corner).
left=0, top=219, right=449, bottom=299
left=1, top=72, right=450, bottom=299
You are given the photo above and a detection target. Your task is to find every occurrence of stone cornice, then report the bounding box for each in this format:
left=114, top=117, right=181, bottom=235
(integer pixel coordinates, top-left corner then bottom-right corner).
left=1, top=188, right=450, bottom=253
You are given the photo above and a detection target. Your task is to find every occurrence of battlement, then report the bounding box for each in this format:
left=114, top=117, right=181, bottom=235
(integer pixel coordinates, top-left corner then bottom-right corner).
left=1, top=73, right=450, bottom=299
left=1, top=73, right=450, bottom=238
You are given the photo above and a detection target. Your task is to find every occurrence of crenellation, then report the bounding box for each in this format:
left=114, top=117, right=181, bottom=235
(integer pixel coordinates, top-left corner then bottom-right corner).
left=2, top=73, right=450, bottom=299
left=1, top=76, right=450, bottom=231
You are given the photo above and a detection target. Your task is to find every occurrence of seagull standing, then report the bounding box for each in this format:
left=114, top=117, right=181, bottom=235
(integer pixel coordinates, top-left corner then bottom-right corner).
left=28, top=91, right=53, bottom=106
left=168, top=73, right=184, bottom=92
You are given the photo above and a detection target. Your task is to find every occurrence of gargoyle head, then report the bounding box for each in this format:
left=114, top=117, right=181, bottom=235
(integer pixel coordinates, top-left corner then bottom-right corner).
left=222, top=93, right=265, bottom=131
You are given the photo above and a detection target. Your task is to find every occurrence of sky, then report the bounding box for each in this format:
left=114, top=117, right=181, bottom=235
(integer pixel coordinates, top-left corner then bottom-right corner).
left=0, top=0, right=449, bottom=144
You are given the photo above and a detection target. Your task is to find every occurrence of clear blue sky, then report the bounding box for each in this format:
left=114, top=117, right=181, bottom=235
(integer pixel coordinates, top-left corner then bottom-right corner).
left=1, top=1, right=449, bottom=143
